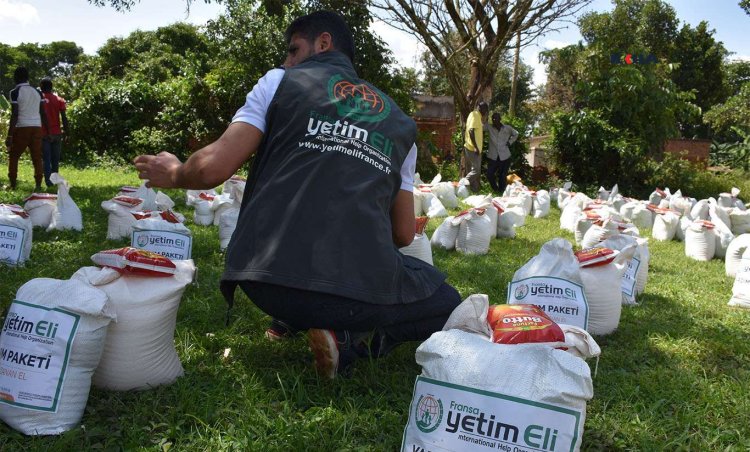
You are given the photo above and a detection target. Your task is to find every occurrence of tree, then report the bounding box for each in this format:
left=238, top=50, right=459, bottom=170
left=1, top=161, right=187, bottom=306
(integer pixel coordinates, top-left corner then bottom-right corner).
left=0, top=42, right=83, bottom=96
left=671, top=21, right=728, bottom=138
left=372, top=0, right=592, bottom=120
left=741, top=0, right=750, bottom=15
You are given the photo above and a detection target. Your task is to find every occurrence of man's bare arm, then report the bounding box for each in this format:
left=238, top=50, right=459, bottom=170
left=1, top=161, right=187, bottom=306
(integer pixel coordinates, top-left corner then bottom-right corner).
left=391, top=189, right=415, bottom=248
left=133, top=122, right=262, bottom=189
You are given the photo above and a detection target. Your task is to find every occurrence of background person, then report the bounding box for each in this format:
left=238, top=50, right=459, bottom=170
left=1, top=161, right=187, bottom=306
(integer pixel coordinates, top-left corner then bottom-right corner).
left=40, top=77, right=68, bottom=188
left=5, top=67, right=48, bottom=191
left=485, top=112, right=519, bottom=194
left=134, top=11, right=461, bottom=379
left=463, top=101, right=488, bottom=193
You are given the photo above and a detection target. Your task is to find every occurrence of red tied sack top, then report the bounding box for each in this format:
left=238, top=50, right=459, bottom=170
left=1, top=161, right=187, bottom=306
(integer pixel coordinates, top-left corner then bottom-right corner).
left=91, top=247, right=177, bottom=276
left=575, top=246, right=619, bottom=267
left=491, top=200, right=505, bottom=214
left=130, top=210, right=182, bottom=223
left=415, top=216, right=429, bottom=235
left=0, top=203, right=29, bottom=218
left=695, top=220, right=715, bottom=230
left=487, top=304, right=565, bottom=345
left=198, top=192, right=215, bottom=201
left=112, top=196, right=143, bottom=208
left=24, top=193, right=58, bottom=202
left=655, top=188, right=667, bottom=198
left=119, top=185, right=138, bottom=193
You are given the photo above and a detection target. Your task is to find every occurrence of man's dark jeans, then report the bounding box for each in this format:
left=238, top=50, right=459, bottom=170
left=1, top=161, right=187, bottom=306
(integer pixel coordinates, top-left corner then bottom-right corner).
left=487, top=157, right=511, bottom=193
left=239, top=281, right=462, bottom=347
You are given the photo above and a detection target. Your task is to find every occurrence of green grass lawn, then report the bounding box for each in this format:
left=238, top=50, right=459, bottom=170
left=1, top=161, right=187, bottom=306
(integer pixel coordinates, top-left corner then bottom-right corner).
left=1, top=161, right=748, bottom=451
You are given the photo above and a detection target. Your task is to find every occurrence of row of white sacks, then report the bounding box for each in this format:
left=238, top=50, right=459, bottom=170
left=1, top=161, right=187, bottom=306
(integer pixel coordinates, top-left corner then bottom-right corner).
left=0, top=249, right=195, bottom=435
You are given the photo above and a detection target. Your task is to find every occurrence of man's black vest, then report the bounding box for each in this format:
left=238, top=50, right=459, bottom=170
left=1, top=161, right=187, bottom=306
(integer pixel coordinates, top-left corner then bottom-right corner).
left=222, top=51, right=445, bottom=305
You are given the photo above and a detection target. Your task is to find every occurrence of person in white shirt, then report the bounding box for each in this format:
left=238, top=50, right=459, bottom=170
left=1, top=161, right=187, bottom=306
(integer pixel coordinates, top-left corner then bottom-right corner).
left=485, top=112, right=519, bottom=193
left=5, top=67, right=48, bottom=191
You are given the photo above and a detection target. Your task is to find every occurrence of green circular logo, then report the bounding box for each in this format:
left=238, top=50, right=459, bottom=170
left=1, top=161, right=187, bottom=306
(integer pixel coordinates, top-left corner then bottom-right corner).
left=515, top=284, right=530, bottom=300
left=136, top=234, right=149, bottom=248
left=328, top=74, right=391, bottom=122
left=415, top=394, right=443, bottom=433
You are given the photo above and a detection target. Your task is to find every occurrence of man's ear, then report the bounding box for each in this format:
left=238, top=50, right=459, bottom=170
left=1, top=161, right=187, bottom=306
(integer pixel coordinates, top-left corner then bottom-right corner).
left=315, top=32, right=333, bottom=53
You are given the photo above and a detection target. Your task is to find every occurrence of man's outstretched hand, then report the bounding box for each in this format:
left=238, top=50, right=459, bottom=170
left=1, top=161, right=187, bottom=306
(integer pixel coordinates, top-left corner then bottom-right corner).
left=133, top=151, right=182, bottom=188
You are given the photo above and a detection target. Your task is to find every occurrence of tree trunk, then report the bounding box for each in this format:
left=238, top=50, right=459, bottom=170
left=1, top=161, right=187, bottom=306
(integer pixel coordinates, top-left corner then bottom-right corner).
left=509, top=31, right=521, bottom=117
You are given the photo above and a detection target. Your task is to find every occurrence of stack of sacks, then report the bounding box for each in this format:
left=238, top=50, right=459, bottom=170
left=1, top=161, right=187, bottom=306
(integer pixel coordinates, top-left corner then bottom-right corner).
left=507, top=239, right=590, bottom=329
left=47, top=173, right=83, bottom=232
left=23, top=193, right=57, bottom=228
left=0, top=204, right=33, bottom=265
left=101, top=195, right=144, bottom=240
left=79, top=247, right=196, bottom=391
left=651, top=207, right=681, bottom=241
left=403, top=294, right=596, bottom=452
left=399, top=217, right=433, bottom=265
left=581, top=218, right=620, bottom=249
left=218, top=178, right=246, bottom=250
left=577, top=243, right=635, bottom=335
left=531, top=189, right=551, bottom=218
left=599, top=235, right=649, bottom=305
left=709, top=204, right=734, bottom=259
left=728, top=247, right=750, bottom=309
left=726, top=234, right=750, bottom=278
left=685, top=220, right=716, bottom=261
left=0, top=276, right=115, bottom=435
left=454, top=208, right=494, bottom=255
left=186, top=189, right=217, bottom=226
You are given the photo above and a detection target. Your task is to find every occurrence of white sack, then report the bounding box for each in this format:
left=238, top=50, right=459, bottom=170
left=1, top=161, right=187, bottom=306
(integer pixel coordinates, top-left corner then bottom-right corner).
left=431, top=216, right=459, bottom=250
left=685, top=221, right=716, bottom=261
left=675, top=215, right=692, bottom=242
left=728, top=248, right=750, bottom=308
left=580, top=242, right=635, bottom=335
left=432, top=182, right=459, bottom=209
left=23, top=194, right=57, bottom=228
left=72, top=260, right=195, bottom=391
left=47, top=173, right=83, bottom=232
left=561, top=203, right=583, bottom=232
left=0, top=278, right=115, bottom=435
left=0, top=205, right=33, bottom=264
left=532, top=190, right=551, bottom=218
left=652, top=212, right=680, bottom=241
left=726, top=234, right=750, bottom=278
left=690, top=200, right=710, bottom=221
left=730, top=209, right=750, bottom=235
left=581, top=220, right=618, bottom=249
left=454, top=209, right=493, bottom=255
left=101, top=197, right=143, bottom=240
left=631, top=204, right=653, bottom=230
left=154, top=191, right=175, bottom=211
left=133, top=182, right=157, bottom=211
left=219, top=207, right=240, bottom=251
left=455, top=178, right=470, bottom=199
left=399, top=233, right=433, bottom=265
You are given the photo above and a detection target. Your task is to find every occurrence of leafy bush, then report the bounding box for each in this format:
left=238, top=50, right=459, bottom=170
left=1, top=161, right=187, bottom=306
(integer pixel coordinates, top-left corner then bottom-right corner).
left=548, top=109, right=626, bottom=188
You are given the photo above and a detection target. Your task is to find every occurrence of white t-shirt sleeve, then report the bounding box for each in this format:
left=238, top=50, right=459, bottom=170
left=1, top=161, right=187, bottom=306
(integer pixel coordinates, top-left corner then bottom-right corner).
left=399, top=144, right=418, bottom=192
left=231, top=68, right=285, bottom=133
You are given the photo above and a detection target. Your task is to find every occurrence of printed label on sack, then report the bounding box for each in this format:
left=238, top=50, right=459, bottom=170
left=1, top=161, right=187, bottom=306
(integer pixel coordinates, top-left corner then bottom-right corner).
left=0, top=225, right=25, bottom=265
left=131, top=230, right=192, bottom=260
left=0, top=300, right=79, bottom=412
left=621, top=257, right=640, bottom=297
left=507, top=277, right=588, bottom=329
left=401, top=376, right=582, bottom=452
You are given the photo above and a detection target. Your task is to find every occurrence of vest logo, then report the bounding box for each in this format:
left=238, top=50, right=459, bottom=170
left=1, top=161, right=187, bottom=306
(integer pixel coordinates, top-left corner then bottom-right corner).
left=328, top=74, right=391, bottom=122
left=515, top=284, right=530, bottom=300
left=415, top=394, right=443, bottom=433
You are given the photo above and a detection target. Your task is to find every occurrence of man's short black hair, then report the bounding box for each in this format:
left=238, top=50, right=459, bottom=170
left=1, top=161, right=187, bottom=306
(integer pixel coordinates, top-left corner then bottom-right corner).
left=13, top=67, right=29, bottom=84
left=285, top=10, right=355, bottom=63
left=478, top=101, right=489, bottom=111
left=492, top=112, right=501, bottom=122
left=40, top=77, right=53, bottom=93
